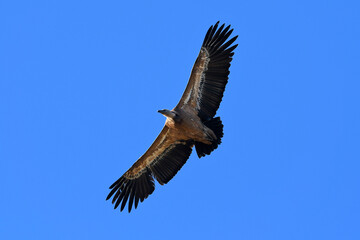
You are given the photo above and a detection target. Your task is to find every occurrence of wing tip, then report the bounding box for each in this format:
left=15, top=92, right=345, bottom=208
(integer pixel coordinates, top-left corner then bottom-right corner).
left=106, top=168, right=156, bottom=213
left=203, top=21, right=237, bottom=51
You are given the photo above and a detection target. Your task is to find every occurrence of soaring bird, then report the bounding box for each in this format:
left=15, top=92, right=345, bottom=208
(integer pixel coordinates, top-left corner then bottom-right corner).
left=106, top=22, right=238, bottom=212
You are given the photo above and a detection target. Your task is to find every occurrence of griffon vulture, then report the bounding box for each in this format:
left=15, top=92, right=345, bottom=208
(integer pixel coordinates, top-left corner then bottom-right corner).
left=106, top=22, right=238, bottom=212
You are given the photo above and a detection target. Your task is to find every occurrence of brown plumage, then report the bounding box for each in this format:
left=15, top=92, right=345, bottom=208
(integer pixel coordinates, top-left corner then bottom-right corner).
left=106, top=22, right=238, bottom=212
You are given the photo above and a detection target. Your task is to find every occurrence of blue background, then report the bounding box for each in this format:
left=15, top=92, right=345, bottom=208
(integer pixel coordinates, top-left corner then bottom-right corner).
left=1, top=1, right=359, bottom=239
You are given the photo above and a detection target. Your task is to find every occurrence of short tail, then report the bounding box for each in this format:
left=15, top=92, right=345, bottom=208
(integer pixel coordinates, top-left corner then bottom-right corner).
left=195, top=117, right=224, bottom=158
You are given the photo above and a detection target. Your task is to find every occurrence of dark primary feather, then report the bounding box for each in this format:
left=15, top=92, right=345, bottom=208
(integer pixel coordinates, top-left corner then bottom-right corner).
left=106, top=168, right=155, bottom=212
left=106, top=141, right=193, bottom=212
left=197, top=22, right=238, bottom=121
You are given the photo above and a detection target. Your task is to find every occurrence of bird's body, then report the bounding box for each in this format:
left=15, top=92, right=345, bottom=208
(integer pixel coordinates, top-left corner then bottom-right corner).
left=107, top=22, right=238, bottom=212
left=163, top=107, right=216, bottom=144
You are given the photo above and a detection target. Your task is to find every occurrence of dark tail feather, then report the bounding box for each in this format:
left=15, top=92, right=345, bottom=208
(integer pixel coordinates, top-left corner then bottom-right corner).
left=195, top=117, right=224, bottom=158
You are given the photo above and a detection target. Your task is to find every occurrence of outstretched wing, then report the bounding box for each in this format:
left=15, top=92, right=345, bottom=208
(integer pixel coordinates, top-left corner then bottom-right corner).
left=106, top=126, right=194, bottom=212
left=176, top=22, right=238, bottom=121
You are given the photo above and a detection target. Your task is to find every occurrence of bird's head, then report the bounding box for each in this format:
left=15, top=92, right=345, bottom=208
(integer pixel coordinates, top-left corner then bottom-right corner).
left=158, top=109, right=177, bottom=119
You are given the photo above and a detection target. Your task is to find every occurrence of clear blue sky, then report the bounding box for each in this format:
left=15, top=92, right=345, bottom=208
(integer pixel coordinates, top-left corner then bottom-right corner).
left=1, top=0, right=359, bottom=239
